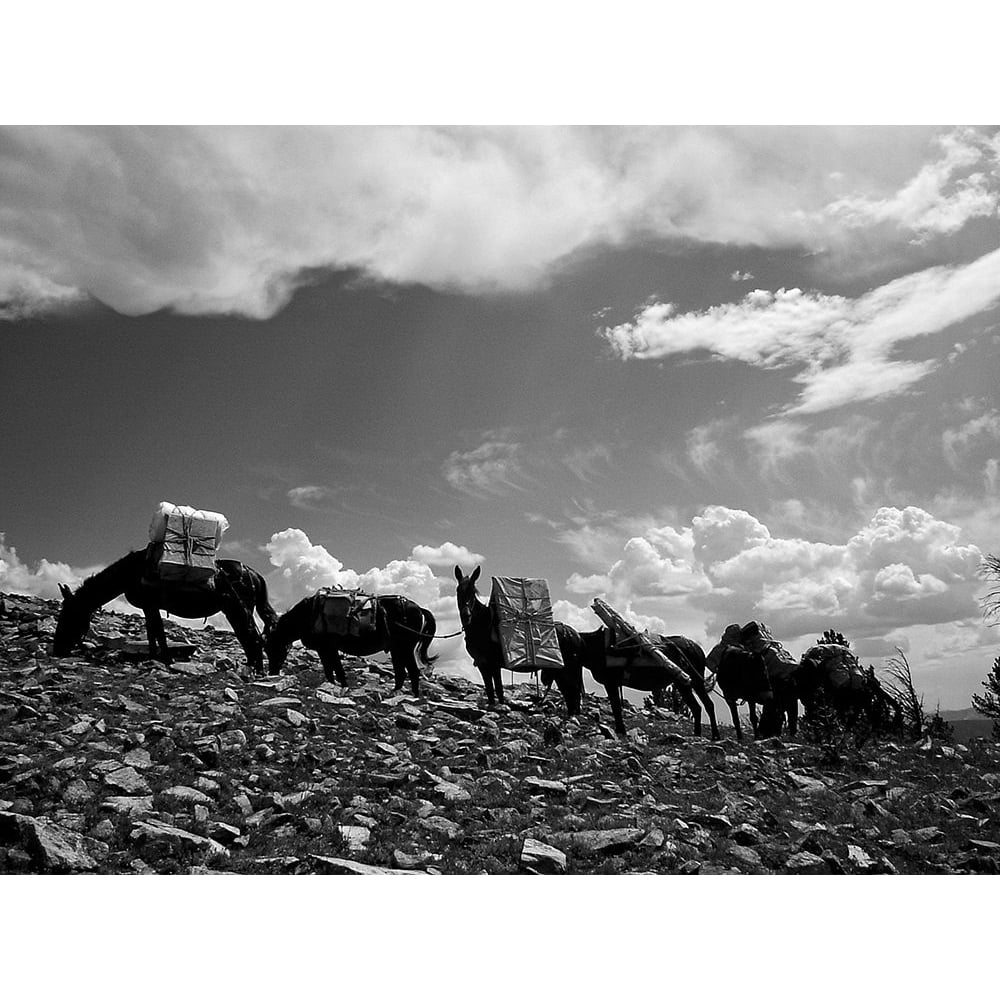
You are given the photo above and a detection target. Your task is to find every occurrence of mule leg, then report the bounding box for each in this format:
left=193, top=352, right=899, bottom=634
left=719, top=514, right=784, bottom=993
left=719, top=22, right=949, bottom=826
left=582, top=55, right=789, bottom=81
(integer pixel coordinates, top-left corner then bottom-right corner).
left=406, top=644, right=421, bottom=697
left=390, top=644, right=421, bottom=696
left=478, top=663, right=497, bottom=706
left=390, top=647, right=407, bottom=692
left=652, top=687, right=666, bottom=708
left=144, top=608, right=170, bottom=663
left=749, top=702, right=760, bottom=739
left=700, top=686, right=720, bottom=741
left=321, top=647, right=347, bottom=686
left=494, top=664, right=505, bottom=705
left=606, top=684, right=627, bottom=736
left=787, top=697, right=799, bottom=738
left=678, top=685, right=702, bottom=736
left=726, top=698, right=743, bottom=741
left=554, top=672, right=580, bottom=718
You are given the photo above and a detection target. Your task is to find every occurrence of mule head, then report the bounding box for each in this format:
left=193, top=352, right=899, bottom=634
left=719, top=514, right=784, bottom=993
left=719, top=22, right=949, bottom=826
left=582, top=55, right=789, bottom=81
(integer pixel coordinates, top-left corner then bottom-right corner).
left=53, top=583, right=92, bottom=657
left=263, top=627, right=289, bottom=676
left=453, top=565, right=482, bottom=628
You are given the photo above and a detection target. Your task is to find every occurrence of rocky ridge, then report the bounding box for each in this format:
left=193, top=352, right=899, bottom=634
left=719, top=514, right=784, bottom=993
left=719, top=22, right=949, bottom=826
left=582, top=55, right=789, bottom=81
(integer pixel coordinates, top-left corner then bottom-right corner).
left=3, top=590, right=1000, bottom=875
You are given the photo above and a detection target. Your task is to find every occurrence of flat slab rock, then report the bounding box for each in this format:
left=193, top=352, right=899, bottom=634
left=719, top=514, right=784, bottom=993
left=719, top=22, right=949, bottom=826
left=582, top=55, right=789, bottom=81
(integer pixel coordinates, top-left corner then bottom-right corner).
left=310, top=854, right=427, bottom=875
left=427, top=700, right=486, bottom=722
left=130, top=819, right=228, bottom=857
left=520, top=837, right=568, bottom=874
left=0, top=811, right=105, bottom=872
left=549, top=828, right=646, bottom=856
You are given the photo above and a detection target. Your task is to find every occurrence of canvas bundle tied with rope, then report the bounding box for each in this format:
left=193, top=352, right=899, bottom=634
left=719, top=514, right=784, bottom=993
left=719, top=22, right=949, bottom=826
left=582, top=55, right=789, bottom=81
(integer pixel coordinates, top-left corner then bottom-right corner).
left=312, top=588, right=378, bottom=638
left=148, top=502, right=229, bottom=585
left=490, top=576, right=564, bottom=672
left=590, top=597, right=690, bottom=688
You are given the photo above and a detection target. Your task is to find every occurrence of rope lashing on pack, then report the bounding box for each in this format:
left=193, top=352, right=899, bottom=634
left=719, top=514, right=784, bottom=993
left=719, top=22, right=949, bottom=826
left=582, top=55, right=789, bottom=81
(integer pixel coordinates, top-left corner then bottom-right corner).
left=389, top=620, right=465, bottom=640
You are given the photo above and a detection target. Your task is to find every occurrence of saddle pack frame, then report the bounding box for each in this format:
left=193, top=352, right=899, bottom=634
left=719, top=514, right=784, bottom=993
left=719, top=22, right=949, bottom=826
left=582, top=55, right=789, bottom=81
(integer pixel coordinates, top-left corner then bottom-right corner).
left=312, top=588, right=380, bottom=638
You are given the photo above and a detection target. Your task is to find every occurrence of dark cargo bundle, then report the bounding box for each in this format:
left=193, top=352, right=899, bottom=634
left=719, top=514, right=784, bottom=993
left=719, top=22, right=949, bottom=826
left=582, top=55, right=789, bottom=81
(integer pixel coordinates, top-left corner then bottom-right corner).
left=312, top=588, right=378, bottom=638
left=740, top=620, right=798, bottom=683
left=490, top=576, right=564, bottom=672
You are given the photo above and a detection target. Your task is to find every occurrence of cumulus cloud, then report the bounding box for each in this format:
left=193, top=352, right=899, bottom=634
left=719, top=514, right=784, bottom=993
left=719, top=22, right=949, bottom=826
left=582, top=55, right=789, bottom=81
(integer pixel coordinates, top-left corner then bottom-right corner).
left=0, top=533, right=93, bottom=598
left=2, top=125, right=992, bottom=322
left=558, top=505, right=984, bottom=655
left=266, top=527, right=440, bottom=609
left=604, top=244, right=1000, bottom=414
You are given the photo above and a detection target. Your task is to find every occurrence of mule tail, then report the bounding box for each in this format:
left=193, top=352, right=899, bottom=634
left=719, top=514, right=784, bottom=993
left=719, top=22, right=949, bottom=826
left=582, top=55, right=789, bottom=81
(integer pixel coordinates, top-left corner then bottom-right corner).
left=418, top=609, right=439, bottom=666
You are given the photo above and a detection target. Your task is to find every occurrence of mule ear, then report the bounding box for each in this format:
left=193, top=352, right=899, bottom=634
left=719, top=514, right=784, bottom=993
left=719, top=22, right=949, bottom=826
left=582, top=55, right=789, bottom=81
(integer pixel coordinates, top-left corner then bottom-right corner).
left=454, top=565, right=464, bottom=582
left=59, top=584, right=73, bottom=600
left=471, top=565, right=481, bottom=583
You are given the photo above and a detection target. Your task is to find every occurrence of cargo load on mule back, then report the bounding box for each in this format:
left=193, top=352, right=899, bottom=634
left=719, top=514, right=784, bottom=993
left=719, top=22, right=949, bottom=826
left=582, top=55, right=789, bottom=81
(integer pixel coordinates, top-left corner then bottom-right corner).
left=490, top=576, right=564, bottom=671
left=590, top=596, right=691, bottom=688
left=146, top=502, right=229, bottom=589
left=311, top=588, right=379, bottom=638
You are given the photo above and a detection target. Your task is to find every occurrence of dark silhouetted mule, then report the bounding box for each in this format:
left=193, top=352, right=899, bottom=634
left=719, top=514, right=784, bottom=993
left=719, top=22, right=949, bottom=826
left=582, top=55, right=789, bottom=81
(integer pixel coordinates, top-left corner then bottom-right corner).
left=453, top=565, right=581, bottom=716
left=713, top=645, right=774, bottom=741
left=265, top=592, right=437, bottom=695
left=708, top=623, right=798, bottom=740
left=53, top=548, right=277, bottom=674
left=797, top=634, right=904, bottom=733
left=568, top=626, right=719, bottom=739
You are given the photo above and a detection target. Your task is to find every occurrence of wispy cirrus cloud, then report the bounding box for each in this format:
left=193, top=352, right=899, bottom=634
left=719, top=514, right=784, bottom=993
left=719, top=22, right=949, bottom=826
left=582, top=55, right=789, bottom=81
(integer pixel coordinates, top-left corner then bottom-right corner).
left=604, top=244, right=1000, bottom=415
left=442, top=434, right=529, bottom=496
left=286, top=485, right=332, bottom=509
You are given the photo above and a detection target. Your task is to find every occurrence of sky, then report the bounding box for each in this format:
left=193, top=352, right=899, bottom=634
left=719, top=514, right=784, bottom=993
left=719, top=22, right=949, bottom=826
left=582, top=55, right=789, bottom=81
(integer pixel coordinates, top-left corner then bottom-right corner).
left=3, top=124, right=1000, bottom=708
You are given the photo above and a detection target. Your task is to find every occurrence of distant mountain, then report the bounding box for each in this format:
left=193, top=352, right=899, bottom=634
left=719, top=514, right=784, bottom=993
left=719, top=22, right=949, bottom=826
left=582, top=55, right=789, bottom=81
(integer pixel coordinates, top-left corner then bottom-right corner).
left=937, top=708, right=994, bottom=742
left=939, top=708, right=990, bottom=722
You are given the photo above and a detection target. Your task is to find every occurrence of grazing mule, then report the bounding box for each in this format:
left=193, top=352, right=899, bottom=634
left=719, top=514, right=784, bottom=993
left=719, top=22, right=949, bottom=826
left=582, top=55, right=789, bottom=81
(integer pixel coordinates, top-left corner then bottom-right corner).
left=569, top=626, right=719, bottom=739
left=265, top=593, right=437, bottom=695
left=453, top=565, right=581, bottom=716
left=53, top=548, right=277, bottom=674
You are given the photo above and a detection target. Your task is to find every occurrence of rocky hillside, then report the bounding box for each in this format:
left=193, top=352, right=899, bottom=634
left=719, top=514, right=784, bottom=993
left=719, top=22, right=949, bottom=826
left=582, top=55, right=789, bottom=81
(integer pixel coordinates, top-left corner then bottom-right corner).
left=3, top=590, right=1000, bottom=875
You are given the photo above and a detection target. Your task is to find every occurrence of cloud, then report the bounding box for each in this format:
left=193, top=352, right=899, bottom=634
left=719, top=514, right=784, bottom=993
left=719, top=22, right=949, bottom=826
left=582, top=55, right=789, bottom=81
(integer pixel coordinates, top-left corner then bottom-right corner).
left=942, top=409, right=1000, bottom=469
left=410, top=542, right=484, bottom=568
left=604, top=245, right=1000, bottom=414
left=2, top=126, right=993, bottom=322
left=443, top=435, right=528, bottom=496
left=0, top=533, right=94, bottom=599
left=730, top=270, right=755, bottom=281
left=557, top=505, right=984, bottom=654
left=286, top=486, right=332, bottom=509
left=824, top=127, right=999, bottom=237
